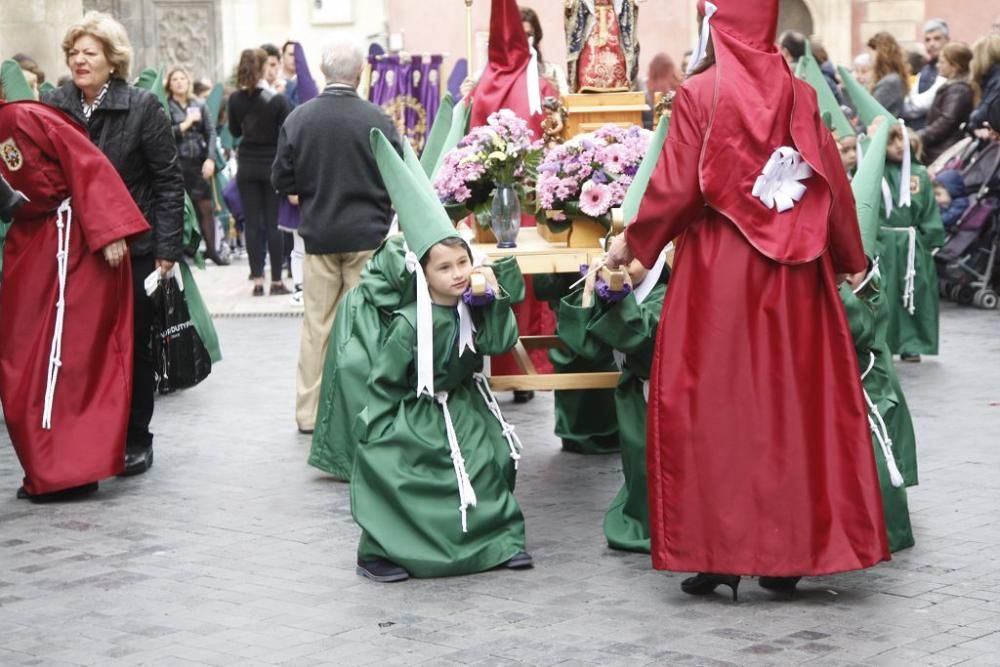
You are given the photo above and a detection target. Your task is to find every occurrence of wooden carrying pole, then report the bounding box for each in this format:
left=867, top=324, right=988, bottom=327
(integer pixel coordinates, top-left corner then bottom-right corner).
left=465, top=0, right=474, bottom=68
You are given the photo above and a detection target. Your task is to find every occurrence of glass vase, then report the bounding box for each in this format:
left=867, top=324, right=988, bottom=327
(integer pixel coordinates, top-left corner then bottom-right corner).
left=490, top=182, right=521, bottom=249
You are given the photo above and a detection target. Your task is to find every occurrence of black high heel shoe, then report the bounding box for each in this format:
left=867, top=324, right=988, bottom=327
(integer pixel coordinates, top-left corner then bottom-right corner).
left=681, top=573, right=741, bottom=601
left=758, top=576, right=801, bottom=592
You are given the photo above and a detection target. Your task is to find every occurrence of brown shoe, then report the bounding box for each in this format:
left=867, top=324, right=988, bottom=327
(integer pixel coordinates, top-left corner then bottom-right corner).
left=270, top=282, right=291, bottom=296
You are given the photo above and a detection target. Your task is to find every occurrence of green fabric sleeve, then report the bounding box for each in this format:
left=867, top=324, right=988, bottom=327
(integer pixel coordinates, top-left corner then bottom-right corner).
left=359, top=316, right=415, bottom=443
left=556, top=291, right=608, bottom=360
left=492, top=256, right=525, bottom=304
left=839, top=283, right=877, bottom=355
left=473, top=294, right=520, bottom=356
left=587, top=284, right=666, bottom=356
left=914, top=168, right=945, bottom=249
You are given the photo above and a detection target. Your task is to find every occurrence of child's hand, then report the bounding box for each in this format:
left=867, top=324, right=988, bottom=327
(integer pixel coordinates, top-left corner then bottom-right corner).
left=473, top=266, right=499, bottom=291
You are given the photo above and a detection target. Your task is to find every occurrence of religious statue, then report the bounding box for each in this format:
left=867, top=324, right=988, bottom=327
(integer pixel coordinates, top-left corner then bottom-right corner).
left=540, top=96, right=568, bottom=148
left=565, top=0, right=643, bottom=92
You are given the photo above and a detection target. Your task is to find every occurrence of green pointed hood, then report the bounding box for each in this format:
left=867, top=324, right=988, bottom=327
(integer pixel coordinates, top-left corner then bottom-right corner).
left=371, top=129, right=459, bottom=261
left=837, top=65, right=895, bottom=127
left=421, top=93, right=455, bottom=176
left=135, top=66, right=168, bottom=111
left=432, top=97, right=472, bottom=177
left=1, top=60, right=34, bottom=101
left=852, top=120, right=891, bottom=254
left=622, top=114, right=669, bottom=225
left=205, top=83, right=224, bottom=127
left=39, top=81, right=55, bottom=95
left=798, top=42, right=855, bottom=140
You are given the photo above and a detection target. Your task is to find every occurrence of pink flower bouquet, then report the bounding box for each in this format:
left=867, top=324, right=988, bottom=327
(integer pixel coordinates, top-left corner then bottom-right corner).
left=433, top=110, right=543, bottom=227
left=534, top=124, right=653, bottom=232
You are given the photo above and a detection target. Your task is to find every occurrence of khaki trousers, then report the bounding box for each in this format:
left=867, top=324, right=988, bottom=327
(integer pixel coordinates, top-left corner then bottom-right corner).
left=296, top=250, right=373, bottom=430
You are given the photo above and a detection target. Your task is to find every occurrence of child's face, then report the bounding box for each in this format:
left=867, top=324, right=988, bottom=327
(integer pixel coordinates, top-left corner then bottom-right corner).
left=838, top=136, right=858, bottom=172
left=887, top=136, right=905, bottom=163
left=933, top=184, right=952, bottom=208
left=424, top=242, right=473, bottom=305
left=626, top=258, right=649, bottom=287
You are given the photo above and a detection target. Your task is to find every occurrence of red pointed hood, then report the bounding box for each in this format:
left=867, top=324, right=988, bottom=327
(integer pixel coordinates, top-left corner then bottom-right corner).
left=692, top=0, right=844, bottom=264
left=469, top=0, right=555, bottom=139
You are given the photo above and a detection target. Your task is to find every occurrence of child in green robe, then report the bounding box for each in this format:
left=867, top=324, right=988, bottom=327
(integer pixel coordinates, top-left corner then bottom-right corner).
left=351, top=130, right=531, bottom=582
left=877, top=124, right=945, bottom=361
left=533, top=273, right=620, bottom=455
left=553, top=254, right=668, bottom=553
left=309, top=233, right=525, bottom=485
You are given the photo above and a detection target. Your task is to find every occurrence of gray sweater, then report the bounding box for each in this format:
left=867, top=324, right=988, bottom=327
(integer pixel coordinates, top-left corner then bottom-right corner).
left=872, top=73, right=905, bottom=119
left=271, top=86, right=403, bottom=255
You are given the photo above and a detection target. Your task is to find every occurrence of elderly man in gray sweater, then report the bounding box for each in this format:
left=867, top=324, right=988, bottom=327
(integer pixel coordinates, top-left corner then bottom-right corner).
left=272, top=42, right=403, bottom=434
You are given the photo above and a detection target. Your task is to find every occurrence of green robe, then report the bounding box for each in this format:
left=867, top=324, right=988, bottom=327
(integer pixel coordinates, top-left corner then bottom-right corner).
left=557, top=282, right=667, bottom=554
left=352, top=296, right=526, bottom=577
left=841, top=278, right=915, bottom=552
left=535, top=274, right=620, bottom=455
left=309, top=235, right=525, bottom=484
left=878, top=161, right=945, bottom=355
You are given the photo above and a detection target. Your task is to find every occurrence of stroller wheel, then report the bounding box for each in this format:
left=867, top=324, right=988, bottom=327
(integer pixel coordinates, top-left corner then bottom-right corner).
left=974, top=290, right=999, bottom=310
left=958, top=285, right=977, bottom=305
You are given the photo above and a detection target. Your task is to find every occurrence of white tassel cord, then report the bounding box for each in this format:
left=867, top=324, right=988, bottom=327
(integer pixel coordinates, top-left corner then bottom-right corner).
left=42, top=198, right=73, bottom=430
left=879, top=227, right=917, bottom=314
left=860, top=353, right=905, bottom=488
left=473, top=373, right=523, bottom=468
left=435, top=392, right=478, bottom=532
left=899, top=121, right=912, bottom=209
left=881, top=178, right=894, bottom=219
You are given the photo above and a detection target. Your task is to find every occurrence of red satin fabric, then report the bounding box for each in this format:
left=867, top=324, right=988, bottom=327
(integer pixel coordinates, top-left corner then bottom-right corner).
left=695, top=0, right=857, bottom=265
left=626, top=76, right=889, bottom=576
left=470, top=0, right=558, bottom=375
left=0, top=101, right=150, bottom=494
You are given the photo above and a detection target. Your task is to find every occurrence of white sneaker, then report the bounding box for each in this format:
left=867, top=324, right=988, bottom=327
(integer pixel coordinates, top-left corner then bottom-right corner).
left=291, top=290, right=304, bottom=307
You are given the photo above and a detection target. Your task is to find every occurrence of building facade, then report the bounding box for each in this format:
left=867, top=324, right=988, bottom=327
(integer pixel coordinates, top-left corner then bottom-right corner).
left=1, top=1, right=996, bottom=94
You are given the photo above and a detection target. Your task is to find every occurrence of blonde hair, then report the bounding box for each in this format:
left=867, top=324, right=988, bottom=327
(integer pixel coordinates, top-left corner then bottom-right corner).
left=61, top=11, right=133, bottom=81
left=165, top=66, right=194, bottom=105
left=970, top=34, right=1000, bottom=104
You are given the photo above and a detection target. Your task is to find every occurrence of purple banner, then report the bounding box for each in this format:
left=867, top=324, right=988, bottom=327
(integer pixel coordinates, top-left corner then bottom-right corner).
left=368, top=53, right=444, bottom=153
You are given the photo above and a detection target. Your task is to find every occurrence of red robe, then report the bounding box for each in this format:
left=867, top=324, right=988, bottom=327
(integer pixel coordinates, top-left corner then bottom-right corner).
left=470, top=0, right=559, bottom=376
left=625, top=20, right=889, bottom=575
left=0, top=101, right=149, bottom=495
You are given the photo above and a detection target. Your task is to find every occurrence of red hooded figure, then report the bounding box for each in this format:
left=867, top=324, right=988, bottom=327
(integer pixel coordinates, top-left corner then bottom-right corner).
left=470, top=0, right=559, bottom=378
left=620, top=0, right=890, bottom=587
left=0, top=101, right=149, bottom=499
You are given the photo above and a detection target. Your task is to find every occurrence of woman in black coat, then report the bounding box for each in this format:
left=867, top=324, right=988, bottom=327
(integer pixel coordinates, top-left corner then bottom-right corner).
left=919, top=42, right=974, bottom=164
left=228, top=48, right=292, bottom=296
left=969, top=35, right=1000, bottom=138
left=43, top=10, right=185, bottom=476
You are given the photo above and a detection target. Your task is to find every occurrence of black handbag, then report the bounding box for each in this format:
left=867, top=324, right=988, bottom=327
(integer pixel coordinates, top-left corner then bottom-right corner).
left=152, top=276, right=211, bottom=394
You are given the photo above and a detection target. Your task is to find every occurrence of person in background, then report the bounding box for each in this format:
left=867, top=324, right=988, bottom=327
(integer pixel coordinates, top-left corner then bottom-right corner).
left=260, top=43, right=284, bottom=94
left=642, top=52, right=681, bottom=128
left=839, top=133, right=859, bottom=174
left=812, top=42, right=844, bottom=104
left=778, top=30, right=806, bottom=69
left=919, top=19, right=949, bottom=93
left=933, top=169, right=970, bottom=228
left=918, top=42, right=973, bottom=164
left=853, top=52, right=874, bottom=88
left=867, top=32, right=910, bottom=118
left=902, top=21, right=949, bottom=130
left=272, top=42, right=401, bottom=435
left=969, top=35, right=1000, bottom=139
left=521, top=6, right=568, bottom=95
left=43, top=11, right=185, bottom=477
left=166, top=67, right=227, bottom=265
left=228, top=48, right=291, bottom=296
left=280, top=41, right=300, bottom=105
left=192, top=77, right=212, bottom=101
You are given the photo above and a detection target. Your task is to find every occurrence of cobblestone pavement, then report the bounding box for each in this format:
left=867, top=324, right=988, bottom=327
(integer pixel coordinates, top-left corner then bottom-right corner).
left=1, top=299, right=999, bottom=666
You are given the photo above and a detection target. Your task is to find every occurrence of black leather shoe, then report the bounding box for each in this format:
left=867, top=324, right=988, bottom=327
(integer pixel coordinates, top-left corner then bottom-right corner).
left=120, top=446, right=154, bottom=477
left=900, top=353, right=922, bottom=363
left=17, top=482, right=99, bottom=503
left=504, top=551, right=534, bottom=569
left=758, top=576, right=801, bottom=592
left=356, top=557, right=409, bottom=583
left=681, top=573, right=741, bottom=601
left=513, top=390, right=535, bottom=404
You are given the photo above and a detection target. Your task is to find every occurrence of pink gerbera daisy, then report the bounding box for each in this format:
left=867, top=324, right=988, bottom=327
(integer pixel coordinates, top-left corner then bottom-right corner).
left=579, top=180, right=612, bottom=217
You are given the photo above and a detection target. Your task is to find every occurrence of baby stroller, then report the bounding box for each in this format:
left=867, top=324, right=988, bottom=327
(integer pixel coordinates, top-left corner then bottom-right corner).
left=936, top=144, right=1000, bottom=310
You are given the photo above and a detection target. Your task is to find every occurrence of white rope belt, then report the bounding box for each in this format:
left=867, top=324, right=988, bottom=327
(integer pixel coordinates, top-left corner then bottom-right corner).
left=860, top=352, right=904, bottom=488
left=882, top=226, right=917, bottom=315
left=473, top=373, right=522, bottom=468
left=435, top=391, right=477, bottom=532
left=42, top=198, right=73, bottom=430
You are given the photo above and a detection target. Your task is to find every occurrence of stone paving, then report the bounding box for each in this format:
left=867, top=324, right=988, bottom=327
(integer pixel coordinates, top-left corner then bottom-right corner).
left=1, top=265, right=1000, bottom=665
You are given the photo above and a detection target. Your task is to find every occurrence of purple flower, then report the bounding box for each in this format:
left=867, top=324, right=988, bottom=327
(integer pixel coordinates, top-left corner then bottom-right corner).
left=591, top=170, right=609, bottom=184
